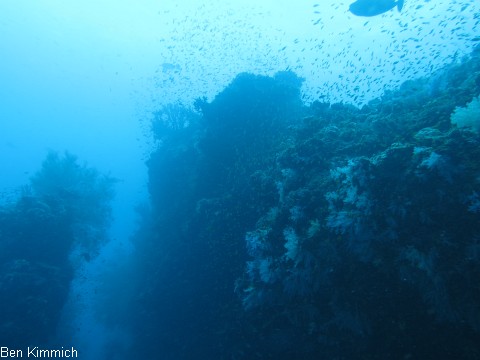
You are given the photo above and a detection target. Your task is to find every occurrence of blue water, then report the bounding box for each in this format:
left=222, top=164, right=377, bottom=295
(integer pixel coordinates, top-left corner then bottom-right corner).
left=1, top=1, right=480, bottom=359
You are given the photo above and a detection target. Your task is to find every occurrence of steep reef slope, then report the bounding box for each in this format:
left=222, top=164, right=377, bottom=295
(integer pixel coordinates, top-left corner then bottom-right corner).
left=130, top=47, right=480, bottom=359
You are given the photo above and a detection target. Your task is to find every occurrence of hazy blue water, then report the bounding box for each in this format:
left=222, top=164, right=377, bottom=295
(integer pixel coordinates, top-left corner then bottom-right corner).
left=1, top=0, right=478, bottom=237
left=1, top=1, right=479, bottom=359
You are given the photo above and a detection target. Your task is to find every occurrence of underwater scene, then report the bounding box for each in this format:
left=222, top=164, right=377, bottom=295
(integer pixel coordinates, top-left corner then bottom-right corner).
left=1, top=1, right=480, bottom=359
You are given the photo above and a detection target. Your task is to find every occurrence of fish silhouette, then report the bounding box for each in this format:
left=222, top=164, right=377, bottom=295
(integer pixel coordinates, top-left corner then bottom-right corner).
left=349, top=0, right=404, bottom=16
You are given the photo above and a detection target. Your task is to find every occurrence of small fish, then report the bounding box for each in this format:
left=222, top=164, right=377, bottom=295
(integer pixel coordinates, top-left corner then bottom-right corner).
left=349, top=0, right=404, bottom=17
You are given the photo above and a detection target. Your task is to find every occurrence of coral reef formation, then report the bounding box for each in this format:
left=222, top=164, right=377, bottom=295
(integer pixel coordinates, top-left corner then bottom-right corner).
left=0, top=152, right=114, bottom=347
left=130, top=47, right=480, bottom=358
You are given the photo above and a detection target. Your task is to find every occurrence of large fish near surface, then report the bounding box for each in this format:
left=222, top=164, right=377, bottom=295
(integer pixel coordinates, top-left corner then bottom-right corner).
left=349, top=0, right=404, bottom=16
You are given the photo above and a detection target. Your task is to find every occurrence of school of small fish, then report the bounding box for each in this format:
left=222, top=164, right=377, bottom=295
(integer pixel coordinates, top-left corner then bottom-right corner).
left=152, top=1, right=479, bottom=107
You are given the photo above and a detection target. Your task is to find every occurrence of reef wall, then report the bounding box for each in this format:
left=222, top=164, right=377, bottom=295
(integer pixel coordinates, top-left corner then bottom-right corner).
left=130, top=47, right=480, bottom=359
left=0, top=152, right=114, bottom=348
